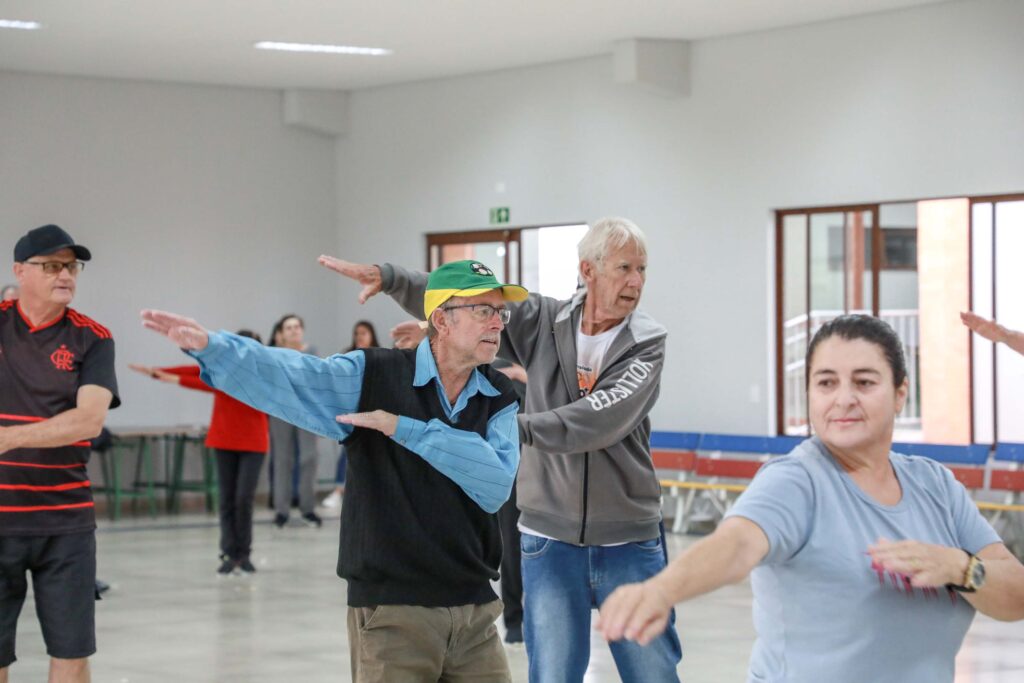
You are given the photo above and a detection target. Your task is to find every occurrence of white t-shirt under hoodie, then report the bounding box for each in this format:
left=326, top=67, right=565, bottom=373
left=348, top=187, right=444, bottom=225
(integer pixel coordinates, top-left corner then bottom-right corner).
left=519, top=316, right=629, bottom=544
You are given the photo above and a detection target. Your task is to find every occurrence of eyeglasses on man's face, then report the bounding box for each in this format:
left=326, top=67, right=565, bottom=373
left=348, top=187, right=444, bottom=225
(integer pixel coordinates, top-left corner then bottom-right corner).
left=22, top=260, right=86, bottom=276
left=442, top=303, right=511, bottom=325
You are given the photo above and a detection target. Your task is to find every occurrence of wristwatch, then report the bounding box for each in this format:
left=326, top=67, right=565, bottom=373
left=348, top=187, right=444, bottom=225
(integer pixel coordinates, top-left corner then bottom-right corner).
left=950, top=552, right=986, bottom=593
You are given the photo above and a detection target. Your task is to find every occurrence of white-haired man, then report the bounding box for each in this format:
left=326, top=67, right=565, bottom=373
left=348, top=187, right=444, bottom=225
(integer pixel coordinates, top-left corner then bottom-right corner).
left=321, top=217, right=682, bottom=682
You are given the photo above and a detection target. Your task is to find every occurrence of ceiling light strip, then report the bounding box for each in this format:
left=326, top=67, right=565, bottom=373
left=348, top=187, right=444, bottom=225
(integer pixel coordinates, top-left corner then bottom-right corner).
left=254, top=41, right=391, bottom=56
left=0, top=19, right=42, bottom=30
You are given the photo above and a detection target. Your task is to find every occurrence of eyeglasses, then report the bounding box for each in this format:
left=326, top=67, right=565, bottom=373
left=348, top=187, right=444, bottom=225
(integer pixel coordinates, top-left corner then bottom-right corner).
left=22, top=260, right=86, bottom=276
left=442, top=303, right=511, bottom=324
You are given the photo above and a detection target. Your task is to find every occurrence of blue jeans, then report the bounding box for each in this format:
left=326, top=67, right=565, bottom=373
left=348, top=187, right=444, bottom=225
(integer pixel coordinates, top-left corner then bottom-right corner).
left=521, top=528, right=682, bottom=683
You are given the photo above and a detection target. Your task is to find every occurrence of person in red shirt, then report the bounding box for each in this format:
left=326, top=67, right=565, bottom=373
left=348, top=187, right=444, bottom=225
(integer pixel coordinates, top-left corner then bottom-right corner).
left=129, top=329, right=268, bottom=575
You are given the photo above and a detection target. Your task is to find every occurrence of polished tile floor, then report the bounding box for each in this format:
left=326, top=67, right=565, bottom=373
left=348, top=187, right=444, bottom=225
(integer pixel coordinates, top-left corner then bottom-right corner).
left=9, top=512, right=1024, bottom=682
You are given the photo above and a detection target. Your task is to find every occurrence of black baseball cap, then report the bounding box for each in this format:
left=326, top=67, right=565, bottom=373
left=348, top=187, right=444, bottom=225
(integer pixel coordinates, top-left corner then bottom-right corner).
left=14, top=224, right=92, bottom=262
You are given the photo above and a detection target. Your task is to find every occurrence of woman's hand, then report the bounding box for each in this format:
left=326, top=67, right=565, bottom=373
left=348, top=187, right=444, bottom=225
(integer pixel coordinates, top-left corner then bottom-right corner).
left=961, top=311, right=1024, bottom=356
left=128, top=363, right=180, bottom=384
left=128, top=363, right=154, bottom=376
left=961, top=311, right=1010, bottom=344
left=597, top=578, right=674, bottom=645
left=867, top=538, right=969, bottom=588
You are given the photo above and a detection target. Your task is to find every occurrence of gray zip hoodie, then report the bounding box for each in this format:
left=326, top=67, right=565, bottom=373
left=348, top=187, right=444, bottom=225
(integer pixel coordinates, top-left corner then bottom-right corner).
left=380, top=264, right=667, bottom=546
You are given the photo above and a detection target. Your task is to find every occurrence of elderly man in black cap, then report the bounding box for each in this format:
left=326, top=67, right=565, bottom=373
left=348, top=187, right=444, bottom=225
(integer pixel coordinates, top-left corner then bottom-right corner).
left=0, top=225, right=120, bottom=683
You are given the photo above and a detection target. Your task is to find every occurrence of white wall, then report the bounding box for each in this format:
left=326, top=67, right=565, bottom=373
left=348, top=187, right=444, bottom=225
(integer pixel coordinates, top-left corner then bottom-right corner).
left=335, top=0, right=1024, bottom=434
left=1, top=72, right=338, bottom=427
left=3, top=0, right=1021, bottom=436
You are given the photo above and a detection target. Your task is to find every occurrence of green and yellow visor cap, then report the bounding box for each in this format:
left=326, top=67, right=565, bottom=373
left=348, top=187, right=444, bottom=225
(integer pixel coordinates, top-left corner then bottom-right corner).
left=423, top=260, right=529, bottom=320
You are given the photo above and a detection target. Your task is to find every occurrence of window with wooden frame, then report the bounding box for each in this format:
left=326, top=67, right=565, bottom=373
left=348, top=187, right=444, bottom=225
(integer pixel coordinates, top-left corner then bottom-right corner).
left=425, top=223, right=589, bottom=300
left=775, top=193, right=1024, bottom=445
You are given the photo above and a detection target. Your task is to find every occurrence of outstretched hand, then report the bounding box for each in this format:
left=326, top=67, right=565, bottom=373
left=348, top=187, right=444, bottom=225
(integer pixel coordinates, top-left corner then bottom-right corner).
left=140, top=309, right=210, bottom=351
left=961, top=311, right=1008, bottom=344
left=128, top=363, right=179, bottom=384
left=318, top=255, right=382, bottom=304
left=391, top=320, right=427, bottom=349
left=337, top=410, right=398, bottom=437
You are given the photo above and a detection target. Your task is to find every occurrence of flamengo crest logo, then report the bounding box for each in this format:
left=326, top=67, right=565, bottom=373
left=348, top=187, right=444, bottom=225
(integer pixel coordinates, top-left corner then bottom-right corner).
left=51, top=344, right=75, bottom=371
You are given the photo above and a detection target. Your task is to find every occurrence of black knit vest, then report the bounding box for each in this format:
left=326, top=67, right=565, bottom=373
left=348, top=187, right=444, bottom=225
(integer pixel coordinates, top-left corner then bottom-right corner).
left=338, top=346, right=518, bottom=607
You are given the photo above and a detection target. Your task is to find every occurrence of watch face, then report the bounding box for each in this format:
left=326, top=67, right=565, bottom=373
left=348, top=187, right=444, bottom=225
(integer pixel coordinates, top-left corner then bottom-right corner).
left=971, top=560, right=986, bottom=588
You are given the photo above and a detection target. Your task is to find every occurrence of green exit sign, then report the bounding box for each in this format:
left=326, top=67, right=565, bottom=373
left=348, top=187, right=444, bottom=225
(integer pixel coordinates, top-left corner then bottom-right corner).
left=490, top=207, right=510, bottom=224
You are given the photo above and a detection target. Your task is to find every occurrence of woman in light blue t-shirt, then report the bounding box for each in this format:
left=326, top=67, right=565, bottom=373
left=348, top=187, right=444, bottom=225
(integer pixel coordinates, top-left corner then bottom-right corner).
left=598, top=314, right=1024, bottom=683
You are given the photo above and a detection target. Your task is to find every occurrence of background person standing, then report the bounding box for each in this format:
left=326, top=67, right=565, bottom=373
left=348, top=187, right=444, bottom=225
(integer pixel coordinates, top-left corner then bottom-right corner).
left=267, top=314, right=321, bottom=528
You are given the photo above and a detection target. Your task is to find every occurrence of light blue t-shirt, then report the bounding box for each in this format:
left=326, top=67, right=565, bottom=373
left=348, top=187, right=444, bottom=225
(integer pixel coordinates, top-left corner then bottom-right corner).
left=725, top=437, right=1000, bottom=683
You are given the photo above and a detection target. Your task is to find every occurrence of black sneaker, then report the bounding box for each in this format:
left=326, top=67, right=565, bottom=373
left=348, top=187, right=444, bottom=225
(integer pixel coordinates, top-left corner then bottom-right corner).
left=238, top=558, right=257, bottom=574
left=273, top=513, right=288, bottom=528
left=217, top=557, right=237, bottom=575
left=504, top=623, right=523, bottom=644
left=301, top=512, right=322, bottom=528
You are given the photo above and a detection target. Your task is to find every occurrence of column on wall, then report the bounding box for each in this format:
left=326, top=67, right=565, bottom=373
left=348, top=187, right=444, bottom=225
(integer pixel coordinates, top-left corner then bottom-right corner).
left=917, top=198, right=971, bottom=444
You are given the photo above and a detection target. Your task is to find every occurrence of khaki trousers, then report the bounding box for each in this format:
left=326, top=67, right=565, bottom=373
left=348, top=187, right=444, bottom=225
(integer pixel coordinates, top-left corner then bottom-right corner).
left=347, top=599, right=511, bottom=683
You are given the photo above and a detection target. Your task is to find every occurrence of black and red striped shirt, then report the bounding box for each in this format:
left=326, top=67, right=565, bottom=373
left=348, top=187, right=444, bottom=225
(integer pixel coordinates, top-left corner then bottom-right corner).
left=0, top=300, right=120, bottom=536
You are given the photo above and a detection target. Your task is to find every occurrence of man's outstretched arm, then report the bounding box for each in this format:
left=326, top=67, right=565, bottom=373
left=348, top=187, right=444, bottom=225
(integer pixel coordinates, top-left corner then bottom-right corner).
left=318, top=256, right=426, bottom=320
left=318, top=255, right=385, bottom=305
left=140, top=309, right=362, bottom=440
left=319, top=256, right=549, bottom=368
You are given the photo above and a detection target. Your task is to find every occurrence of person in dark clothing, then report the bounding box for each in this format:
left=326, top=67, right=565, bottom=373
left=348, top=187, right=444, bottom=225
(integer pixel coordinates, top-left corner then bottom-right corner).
left=492, top=359, right=526, bottom=645
left=140, top=259, right=527, bottom=682
left=390, top=326, right=528, bottom=645
left=1, top=225, right=119, bottom=683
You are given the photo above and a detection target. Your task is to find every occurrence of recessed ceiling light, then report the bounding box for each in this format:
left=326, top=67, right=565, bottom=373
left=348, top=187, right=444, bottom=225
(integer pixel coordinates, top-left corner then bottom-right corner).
left=0, top=19, right=42, bottom=30
left=254, top=41, right=391, bottom=56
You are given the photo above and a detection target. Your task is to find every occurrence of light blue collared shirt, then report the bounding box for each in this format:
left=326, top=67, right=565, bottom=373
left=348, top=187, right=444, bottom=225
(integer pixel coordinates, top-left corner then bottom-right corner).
left=189, top=334, right=519, bottom=513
